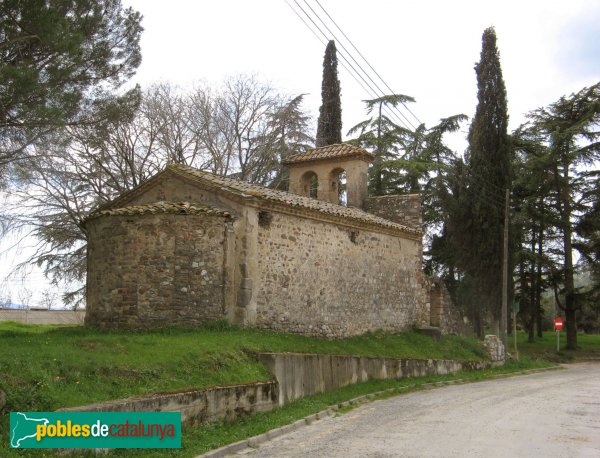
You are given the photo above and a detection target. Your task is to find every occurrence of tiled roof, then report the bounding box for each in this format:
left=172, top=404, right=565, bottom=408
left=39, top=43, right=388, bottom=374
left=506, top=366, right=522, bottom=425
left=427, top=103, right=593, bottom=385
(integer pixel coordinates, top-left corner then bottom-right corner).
left=85, top=201, right=231, bottom=222
left=283, top=143, right=374, bottom=165
left=167, top=164, right=420, bottom=237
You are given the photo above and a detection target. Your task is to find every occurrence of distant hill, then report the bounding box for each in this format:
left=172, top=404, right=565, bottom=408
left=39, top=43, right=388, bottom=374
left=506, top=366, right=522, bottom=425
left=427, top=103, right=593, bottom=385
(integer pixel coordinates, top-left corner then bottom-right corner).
left=0, top=303, right=27, bottom=310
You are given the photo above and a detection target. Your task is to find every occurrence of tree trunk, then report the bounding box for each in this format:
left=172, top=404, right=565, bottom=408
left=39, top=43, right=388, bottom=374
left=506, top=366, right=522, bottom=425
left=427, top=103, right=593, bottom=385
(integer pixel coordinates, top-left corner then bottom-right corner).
left=473, top=302, right=484, bottom=339
left=373, top=101, right=384, bottom=195
left=536, top=213, right=544, bottom=338
left=565, top=306, right=577, bottom=350
left=529, top=229, right=537, bottom=342
left=561, top=164, right=577, bottom=349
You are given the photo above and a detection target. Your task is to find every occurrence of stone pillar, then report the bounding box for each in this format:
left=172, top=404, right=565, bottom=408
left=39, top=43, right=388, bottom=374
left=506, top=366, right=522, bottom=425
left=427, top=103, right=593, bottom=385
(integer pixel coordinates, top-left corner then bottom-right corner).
left=232, top=207, right=259, bottom=325
left=483, top=335, right=506, bottom=362
left=288, top=167, right=305, bottom=197
left=345, top=160, right=369, bottom=209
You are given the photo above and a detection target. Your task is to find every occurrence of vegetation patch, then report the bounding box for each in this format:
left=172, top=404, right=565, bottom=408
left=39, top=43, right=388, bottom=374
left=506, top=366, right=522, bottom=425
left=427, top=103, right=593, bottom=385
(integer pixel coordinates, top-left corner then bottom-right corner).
left=4, top=357, right=553, bottom=458
left=0, top=321, right=488, bottom=411
left=3, top=323, right=576, bottom=456
left=514, top=331, right=600, bottom=362
left=0, top=321, right=487, bottom=447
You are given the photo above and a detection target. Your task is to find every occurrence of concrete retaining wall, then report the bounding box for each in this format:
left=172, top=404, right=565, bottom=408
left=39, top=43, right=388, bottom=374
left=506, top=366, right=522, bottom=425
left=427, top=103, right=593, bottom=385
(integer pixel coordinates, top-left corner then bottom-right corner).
left=54, top=353, right=497, bottom=427
left=0, top=309, right=85, bottom=325
left=58, top=382, right=278, bottom=426
left=258, top=352, right=493, bottom=405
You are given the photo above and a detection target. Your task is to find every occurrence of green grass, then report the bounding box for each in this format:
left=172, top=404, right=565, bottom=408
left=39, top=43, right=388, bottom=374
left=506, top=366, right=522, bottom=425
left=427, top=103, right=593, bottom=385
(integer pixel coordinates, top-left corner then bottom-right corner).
left=0, top=320, right=490, bottom=453
left=512, top=330, right=600, bottom=362
left=0, top=321, right=487, bottom=413
left=0, top=321, right=563, bottom=457
left=3, top=357, right=554, bottom=458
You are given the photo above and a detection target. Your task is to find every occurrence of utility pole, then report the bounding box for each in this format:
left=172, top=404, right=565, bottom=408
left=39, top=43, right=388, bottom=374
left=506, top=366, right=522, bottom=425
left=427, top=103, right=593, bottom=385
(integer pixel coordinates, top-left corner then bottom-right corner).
left=512, top=307, right=519, bottom=360
left=501, top=188, right=509, bottom=348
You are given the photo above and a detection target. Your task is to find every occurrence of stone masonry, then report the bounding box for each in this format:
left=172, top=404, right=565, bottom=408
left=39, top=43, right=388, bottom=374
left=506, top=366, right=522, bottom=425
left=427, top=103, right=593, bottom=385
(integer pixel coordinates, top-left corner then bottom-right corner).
left=483, top=334, right=506, bottom=362
left=364, top=194, right=422, bottom=231
left=425, top=277, right=470, bottom=335
left=84, top=144, right=460, bottom=337
left=255, top=210, right=425, bottom=338
left=85, top=203, right=231, bottom=327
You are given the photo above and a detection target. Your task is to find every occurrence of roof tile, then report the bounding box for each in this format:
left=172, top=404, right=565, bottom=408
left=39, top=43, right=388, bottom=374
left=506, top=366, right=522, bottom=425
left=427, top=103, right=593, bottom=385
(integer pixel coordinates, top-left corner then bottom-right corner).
left=86, top=201, right=230, bottom=222
left=283, top=143, right=374, bottom=165
left=168, top=164, right=420, bottom=236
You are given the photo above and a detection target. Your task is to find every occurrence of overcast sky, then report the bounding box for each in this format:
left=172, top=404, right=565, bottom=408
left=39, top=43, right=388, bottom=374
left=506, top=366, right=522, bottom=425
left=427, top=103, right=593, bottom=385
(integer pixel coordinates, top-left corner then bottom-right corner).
left=2, top=0, right=599, bottom=307
left=126, top=0, right=599, bottom=138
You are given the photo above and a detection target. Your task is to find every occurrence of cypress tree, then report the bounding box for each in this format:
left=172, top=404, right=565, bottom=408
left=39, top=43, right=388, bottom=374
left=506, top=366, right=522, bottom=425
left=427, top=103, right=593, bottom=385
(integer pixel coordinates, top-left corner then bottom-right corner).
left=463, top=27, right=511, bottom=337
left=316, top=40, right=342, bottom=147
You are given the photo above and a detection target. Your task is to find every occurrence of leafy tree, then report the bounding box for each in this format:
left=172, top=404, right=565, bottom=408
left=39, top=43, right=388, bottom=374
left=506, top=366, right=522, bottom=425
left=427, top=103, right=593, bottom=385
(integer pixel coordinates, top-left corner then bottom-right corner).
left=316, top=40, right=342, bottom=147
left=0, top=0, right=143, bottom=171
left=460, top=27, right=511, bottom=338
left=573, top=119, right=600, bottom=329
left=1, top=77, right=313, bottom=306
left=522, top=82, right=600, bottom=349
left=510, top=126, right=565, bottom=341
left=576, top=200, right=600, bottom=308
left=347, top=94, right=414, bottom=195
left=267, top=94, right=314, bottom=189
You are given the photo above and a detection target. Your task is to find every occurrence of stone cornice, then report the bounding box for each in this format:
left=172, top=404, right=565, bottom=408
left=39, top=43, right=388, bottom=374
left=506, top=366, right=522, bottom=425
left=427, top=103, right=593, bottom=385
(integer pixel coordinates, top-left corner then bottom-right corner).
left=169, top=168, right=422, bottom=240
left=85, top=165, right=423, bottom=241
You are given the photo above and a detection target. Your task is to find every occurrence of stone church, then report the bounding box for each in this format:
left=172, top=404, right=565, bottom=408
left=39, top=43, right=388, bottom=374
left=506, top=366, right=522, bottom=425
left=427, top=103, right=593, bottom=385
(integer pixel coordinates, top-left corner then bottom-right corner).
left=84, top=143, right=458, bottom=338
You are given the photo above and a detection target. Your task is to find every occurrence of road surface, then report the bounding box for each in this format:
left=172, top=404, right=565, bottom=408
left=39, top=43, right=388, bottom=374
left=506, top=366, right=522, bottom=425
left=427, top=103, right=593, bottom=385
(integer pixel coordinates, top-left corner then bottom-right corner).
left=235, top=363, right=600, bottom=457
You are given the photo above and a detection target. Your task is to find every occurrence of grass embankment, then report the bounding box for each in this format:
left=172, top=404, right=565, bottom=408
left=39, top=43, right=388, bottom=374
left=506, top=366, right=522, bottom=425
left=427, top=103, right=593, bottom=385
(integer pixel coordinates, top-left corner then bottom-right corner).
left=4, top=359, right=552, bottom=458
left=0, top=321, right=487, bottom=414
left=0, top=322, right=560, bottom=457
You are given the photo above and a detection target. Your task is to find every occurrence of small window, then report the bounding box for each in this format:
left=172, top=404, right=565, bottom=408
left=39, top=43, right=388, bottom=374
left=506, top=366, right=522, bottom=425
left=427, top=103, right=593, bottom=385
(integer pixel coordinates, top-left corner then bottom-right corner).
left=258, top=211, right=273, bottom=228
left=349, top=231, right=358, bottom=244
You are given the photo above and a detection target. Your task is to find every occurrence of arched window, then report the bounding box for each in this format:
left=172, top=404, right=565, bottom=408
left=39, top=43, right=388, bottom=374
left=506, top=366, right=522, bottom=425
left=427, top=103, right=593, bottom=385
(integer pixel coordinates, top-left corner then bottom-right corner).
left=330, top=168, right=347, bottom=206
left=301, top=171, right=319, bottom=198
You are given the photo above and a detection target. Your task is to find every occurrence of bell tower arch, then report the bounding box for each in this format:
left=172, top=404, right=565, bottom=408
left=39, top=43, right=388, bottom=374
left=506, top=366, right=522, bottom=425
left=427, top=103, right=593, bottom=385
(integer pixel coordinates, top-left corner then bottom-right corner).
left=284, top=143, right=374, bottom=208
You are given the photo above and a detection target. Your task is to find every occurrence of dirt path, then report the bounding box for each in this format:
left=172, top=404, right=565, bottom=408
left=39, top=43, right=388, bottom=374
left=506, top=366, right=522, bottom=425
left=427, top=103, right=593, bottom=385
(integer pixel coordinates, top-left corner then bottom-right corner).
left=235, top=363, right=600, bottom=457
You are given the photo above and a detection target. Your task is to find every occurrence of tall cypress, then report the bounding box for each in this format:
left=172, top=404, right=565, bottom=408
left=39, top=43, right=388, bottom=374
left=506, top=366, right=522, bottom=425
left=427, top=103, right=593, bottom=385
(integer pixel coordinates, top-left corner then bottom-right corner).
left=463, top=27, right=511, bottom=337
left=316, top=40, right=342, bottom=147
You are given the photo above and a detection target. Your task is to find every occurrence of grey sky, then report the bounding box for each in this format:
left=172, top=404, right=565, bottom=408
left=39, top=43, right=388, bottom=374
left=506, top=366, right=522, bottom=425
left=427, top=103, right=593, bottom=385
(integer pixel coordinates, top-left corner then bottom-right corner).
left=126, top=0, right=600, bottom=137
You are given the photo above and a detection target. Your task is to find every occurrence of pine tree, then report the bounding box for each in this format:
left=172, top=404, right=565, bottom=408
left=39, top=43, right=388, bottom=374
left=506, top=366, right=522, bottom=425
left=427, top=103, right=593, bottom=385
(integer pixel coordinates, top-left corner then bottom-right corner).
left=0, top=0, right=143, bottom=167
left=347, top=94, right=415, bottom=195
left=316, top=40, right=342, bottom=147
left=462, top=27, right=511, bottom=338
left=525, top=83, right=600, bottom=349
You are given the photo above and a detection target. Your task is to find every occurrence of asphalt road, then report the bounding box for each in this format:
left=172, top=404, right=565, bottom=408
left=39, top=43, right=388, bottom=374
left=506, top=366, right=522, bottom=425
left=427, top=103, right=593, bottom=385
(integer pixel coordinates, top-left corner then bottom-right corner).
left=235, top=363, right=600, bottom=457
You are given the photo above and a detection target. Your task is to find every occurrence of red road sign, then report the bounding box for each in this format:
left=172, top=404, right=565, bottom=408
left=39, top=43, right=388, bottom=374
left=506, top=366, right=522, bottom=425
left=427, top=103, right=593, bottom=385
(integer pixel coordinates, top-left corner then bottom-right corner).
left=554, top=317, right=564, bottom=331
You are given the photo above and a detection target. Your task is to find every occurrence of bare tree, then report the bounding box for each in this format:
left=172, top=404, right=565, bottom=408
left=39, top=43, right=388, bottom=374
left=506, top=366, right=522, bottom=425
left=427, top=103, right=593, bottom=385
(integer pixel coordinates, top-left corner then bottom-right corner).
left=17, top=286, right=32, bottom=310
left=0, top=75, right=314, bottom=307
left=40, top=289, right=58, bottom=310
left=146, top=84, right=211, bottom=168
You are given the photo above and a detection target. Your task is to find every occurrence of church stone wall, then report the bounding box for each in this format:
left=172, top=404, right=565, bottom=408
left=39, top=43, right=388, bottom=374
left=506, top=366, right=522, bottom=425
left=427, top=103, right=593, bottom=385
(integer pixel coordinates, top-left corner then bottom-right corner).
left=85, top=213, right=228, bottom=328
left=425, top=277, right=470, bottom=335
left=364, top=195, right=422, bottom=231
left=254, top=210, right=427, bottom=338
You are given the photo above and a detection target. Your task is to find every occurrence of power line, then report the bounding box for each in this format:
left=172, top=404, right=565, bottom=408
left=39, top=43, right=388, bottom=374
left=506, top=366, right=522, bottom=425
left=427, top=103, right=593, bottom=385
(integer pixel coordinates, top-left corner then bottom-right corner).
left=312, top=0, right=423, bottom=127
left=286, top=0, right=327, bottom=46
left=296, top=0, right=413, bottom=130
left=290, top=0, right=410, bottom=130
left=300, top=0, right=417, bottom=130
left=288, top=0, right=512, bottom=211
left=286, top=0, right=404, bottom=129
left=288, top=0, right=414, bottom=131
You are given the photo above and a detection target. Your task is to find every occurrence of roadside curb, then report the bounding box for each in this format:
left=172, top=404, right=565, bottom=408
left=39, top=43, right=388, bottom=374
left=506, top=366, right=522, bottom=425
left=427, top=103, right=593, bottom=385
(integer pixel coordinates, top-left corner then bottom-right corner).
left=196, top=365, right=561, bottom=457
